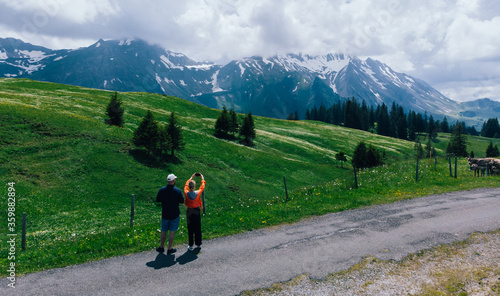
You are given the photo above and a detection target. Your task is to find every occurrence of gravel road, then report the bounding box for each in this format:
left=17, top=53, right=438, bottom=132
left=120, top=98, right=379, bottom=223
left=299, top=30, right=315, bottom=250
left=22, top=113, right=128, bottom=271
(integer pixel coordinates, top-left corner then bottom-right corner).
left=2, top=187, right=499, bottom=296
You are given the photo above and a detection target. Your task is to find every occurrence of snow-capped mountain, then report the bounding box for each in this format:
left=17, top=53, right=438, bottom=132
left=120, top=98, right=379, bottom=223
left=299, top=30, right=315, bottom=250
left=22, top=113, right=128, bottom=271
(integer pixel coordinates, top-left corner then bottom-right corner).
left=195, top=52, right=461, bottom=118
left=0, top=37, right=60, bottom=76
left=331, top=57, right=461, bottom=114
left=0, top=37, right=471, bottom=120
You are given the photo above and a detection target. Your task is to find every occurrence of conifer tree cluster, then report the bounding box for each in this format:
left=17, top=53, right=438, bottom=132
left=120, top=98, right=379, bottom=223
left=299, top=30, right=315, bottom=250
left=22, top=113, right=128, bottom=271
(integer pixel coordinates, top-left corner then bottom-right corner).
left=305, top=98, right=479, bottom=140
left=286, top=111, right=299, bottom=120
left=486, top=141, right=500, bottom=157
left=481, top=118, right=500, bottom=138
left=132, top=111, right=184, bottom=158
left=214, top=107, right=239, bottom=139
left=214, top=107, right=255, bottom=146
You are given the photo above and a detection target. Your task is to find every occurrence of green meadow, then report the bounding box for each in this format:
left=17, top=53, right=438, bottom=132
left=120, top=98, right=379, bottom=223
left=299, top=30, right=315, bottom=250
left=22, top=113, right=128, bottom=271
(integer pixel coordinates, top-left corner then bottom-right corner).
left=1, top=78, right=499, bottom=276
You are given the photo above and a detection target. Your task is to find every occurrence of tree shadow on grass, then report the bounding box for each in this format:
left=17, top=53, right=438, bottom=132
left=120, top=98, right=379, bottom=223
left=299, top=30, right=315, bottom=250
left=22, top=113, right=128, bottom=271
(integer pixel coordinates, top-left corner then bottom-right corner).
left=146, top=253, right=177, bottom=269
left=129, top=149, right=181, bottom=169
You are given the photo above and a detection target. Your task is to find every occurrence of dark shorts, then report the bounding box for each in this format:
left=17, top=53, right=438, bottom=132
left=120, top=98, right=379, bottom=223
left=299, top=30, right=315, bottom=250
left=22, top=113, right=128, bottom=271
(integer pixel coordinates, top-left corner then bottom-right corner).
left=161, top=216, right=180, bottom=231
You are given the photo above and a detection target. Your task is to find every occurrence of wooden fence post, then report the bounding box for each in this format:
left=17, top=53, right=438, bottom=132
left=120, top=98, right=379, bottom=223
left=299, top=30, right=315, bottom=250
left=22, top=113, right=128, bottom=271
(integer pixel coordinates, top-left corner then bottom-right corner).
left=454, top=157, right=458, bottom=178
left=449, top=156, right=453, bottom=177
left=130, top=194, right=135, bottom=228
left=22, top=212, right=26, bottom=251
left=353, top=166, right=358, bottom=188
left=416, top=158, right=419, bottom=182
left=283, top=176, right=289, bottom=202
left=434, top=151, right=437, bottom=171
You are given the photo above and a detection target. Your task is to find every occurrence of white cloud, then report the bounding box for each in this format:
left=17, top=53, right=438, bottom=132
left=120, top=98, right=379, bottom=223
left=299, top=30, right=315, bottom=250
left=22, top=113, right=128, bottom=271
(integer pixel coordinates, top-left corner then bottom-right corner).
left=441, top=14, right=500, bottom=61
left=0, top=0, right=119, bottom=24
left=0, top=0, right=499, bottom=101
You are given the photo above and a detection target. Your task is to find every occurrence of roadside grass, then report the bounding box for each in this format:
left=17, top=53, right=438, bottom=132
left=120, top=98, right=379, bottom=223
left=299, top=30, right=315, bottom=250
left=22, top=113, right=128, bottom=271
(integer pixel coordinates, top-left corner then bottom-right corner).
left=1, top=78, right=499, bottom=276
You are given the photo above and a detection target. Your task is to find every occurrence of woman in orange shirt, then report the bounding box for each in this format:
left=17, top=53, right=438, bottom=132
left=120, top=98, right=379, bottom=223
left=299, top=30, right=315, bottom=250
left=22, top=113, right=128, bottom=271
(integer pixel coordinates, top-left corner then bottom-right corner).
left=184, top=173, right=206, bottom=251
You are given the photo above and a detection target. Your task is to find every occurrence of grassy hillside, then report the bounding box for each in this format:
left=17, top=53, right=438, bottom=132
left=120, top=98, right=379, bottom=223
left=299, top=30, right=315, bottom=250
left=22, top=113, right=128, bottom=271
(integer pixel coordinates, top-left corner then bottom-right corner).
left=1, top=78, right=499, bottom=276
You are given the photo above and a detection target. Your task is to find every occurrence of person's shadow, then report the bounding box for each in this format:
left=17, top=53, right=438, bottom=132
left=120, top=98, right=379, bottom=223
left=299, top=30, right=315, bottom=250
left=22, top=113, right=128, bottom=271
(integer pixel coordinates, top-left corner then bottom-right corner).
left=176, top=249, right=199, bottom=265
left=146, top=249, right=199, bottom=269
left=146, top=253, right=176, bottom=269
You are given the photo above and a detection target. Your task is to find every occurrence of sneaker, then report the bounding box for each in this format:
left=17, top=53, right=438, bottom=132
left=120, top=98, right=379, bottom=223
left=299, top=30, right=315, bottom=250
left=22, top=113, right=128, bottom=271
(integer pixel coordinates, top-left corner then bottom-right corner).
left=156, top=247, right=165, bottom=253
left=188, top=246, right=194, bottom=251
left=167, top=248, right=177, bottom=255
left=195, top=245, right=202, bottom=250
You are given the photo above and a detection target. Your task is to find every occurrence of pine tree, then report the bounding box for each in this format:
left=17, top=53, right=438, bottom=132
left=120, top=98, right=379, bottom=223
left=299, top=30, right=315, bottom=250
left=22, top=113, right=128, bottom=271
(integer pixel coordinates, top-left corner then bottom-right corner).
left=366, top=145, right=381, bottom=168
left=311, top=106, right=319, bottom=121
left=166, top=112, right=185, bottom=158
left=427, top=115, right=437, bottom=139
left=360, top=100, right=369, bottom=131
left=229, top=108, right=239, bottom=137
left=132, top=110, right=159, bottom=155
left=414, top=139, right=424, bottom=159
left=441, top=116, right=450, bottom=133
left=376, top=103, right=391, bottom=137
left=352, top=141, right=367, bottom=169
left=389, top=102, right=398, bottom=137
left=344, top=98, right=360, bottom=129
left=486, top=141, right=500, bottom=157
left=305, top=109, right=311, bottom=120
left=240, top=112, right=256, bottom=146
left=157, top=124, right=172, bottom=158
left=335, top=151, right=347, bottom=168
left=318, top=104, right=328, bottom=123
left=105, top=91, right=124, bottom=126
left=415, top=113, right=426, bottom=134
left=396, top=106, right=407, bottom=140
left=446, top=123, right=468, bottom=157
left=425, top=135, right=433, bottom=158
left=214, top=107, right=230, bottom=138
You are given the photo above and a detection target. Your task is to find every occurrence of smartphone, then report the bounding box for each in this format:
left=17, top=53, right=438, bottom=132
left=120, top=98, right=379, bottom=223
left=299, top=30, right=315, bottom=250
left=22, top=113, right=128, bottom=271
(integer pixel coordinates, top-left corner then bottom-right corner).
left=195, top=173, right=201, bottom=176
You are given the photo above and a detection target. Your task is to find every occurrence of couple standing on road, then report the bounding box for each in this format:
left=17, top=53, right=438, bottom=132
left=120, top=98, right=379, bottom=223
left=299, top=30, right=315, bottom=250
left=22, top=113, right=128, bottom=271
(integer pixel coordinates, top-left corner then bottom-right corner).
left=155, top=172, right=206, bottom=255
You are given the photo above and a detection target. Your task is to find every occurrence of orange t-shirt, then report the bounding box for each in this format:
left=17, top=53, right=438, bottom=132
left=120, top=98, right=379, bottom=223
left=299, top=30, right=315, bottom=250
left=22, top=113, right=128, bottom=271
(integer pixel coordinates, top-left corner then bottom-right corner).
left=184, top=179, right=206, bottom=209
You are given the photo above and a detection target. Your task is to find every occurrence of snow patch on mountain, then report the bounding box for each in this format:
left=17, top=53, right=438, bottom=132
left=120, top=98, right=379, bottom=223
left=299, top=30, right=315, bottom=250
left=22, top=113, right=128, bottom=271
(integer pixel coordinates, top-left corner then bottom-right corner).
left=160, top=54, right=183, bottom=69
left=211, top=70, right=223, bottom=92
left=118, top=38, right=134, bottom=46
left=273, top=53, right=349, bottom=75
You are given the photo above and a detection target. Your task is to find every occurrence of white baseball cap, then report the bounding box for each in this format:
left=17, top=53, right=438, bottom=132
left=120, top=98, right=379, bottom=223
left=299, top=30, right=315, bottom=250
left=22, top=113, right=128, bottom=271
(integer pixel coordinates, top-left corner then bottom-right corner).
left=167, top=174, right=177, bottom=182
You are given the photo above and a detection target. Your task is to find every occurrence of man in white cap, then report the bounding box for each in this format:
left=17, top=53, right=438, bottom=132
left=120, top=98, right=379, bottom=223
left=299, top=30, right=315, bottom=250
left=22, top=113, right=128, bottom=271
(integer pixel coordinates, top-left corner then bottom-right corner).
left=156, top=173, right=184, bottom=255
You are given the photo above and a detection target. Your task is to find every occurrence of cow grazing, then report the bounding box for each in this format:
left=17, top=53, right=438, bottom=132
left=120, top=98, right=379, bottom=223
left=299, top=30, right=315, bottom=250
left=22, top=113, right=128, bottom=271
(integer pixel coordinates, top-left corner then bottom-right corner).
left=470, top=163, right=486, bottom=177
left=468, top=157, right=500, bottom=176
left=487, top=159, right=500, bottom=175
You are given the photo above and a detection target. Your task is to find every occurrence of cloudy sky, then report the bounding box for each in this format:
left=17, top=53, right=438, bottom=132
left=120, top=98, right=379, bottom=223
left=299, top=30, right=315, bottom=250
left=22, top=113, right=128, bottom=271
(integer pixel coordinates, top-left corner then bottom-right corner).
left=1, top=0, right=499, bottom=102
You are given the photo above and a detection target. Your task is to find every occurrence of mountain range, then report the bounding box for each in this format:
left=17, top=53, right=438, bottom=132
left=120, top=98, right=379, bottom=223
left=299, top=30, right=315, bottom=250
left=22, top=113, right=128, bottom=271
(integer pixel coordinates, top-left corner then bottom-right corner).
left=0, top=37, right=496, bottom=125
